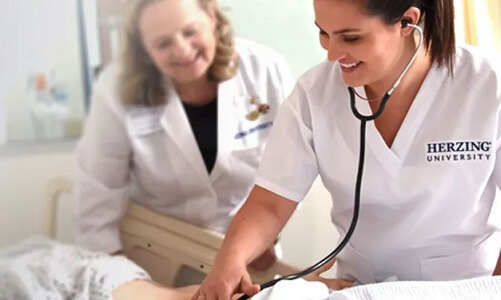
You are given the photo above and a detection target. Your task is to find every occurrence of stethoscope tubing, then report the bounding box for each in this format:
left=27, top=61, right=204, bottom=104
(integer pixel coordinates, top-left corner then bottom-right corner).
left=238, top=23, right=424, bottom=300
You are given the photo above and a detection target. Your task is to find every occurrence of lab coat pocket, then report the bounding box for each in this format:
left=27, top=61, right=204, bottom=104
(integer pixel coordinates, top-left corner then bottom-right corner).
left=336, top=242, right=376, bottom=284
left=420, top=233, right=500, bottom=281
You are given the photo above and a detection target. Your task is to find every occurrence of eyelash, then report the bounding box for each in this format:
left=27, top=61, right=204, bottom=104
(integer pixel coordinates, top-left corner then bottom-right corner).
left=157, top=40, right=172, bottom=49
left=343, top=36, right=360, bottom=43
left=183, top=28, right=197, bottom=37
left=155, top=28, right=197, bottom=49
left=319, top=31, right=360, bottom=44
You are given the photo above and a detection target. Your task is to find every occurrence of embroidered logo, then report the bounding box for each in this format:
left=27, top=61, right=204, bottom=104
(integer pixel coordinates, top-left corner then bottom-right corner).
left=234, top=121, right=273, bottom=139
left=245, top=96, right=270, bottom=121
left=426, top=140, right=492, bottom=163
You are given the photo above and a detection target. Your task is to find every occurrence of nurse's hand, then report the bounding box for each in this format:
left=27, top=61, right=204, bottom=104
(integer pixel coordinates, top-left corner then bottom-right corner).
left=110, top=250, right=124, bottom=255
left=192, top=257, right=260, bottom=300
left=303, top=258, right=353, bottom=290
left=249, top=245, right=277, bottom=271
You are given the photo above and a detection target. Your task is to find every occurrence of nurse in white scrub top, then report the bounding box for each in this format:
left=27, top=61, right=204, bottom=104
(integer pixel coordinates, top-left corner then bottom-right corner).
left=75, top=0, right=294, bottom=271
left=196, top=0, right=501, bottom=298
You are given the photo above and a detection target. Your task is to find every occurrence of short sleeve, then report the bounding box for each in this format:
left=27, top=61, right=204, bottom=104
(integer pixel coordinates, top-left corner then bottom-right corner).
left=255, top=81, right=319, bottom=202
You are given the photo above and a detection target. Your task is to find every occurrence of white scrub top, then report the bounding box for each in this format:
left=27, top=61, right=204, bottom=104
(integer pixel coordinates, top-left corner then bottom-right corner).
left=76, top=38, right=294, bottom=253
left=256, top=46, right=501, bottom=283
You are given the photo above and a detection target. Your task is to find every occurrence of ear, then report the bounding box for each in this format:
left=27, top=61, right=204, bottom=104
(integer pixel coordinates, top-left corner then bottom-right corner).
left=400, top=6, right=421, bottom=36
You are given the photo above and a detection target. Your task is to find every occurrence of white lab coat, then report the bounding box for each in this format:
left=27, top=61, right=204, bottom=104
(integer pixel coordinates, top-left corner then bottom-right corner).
left=75, top=38, right=294, bottom=253
left=256, top=45, right=501, bottom=282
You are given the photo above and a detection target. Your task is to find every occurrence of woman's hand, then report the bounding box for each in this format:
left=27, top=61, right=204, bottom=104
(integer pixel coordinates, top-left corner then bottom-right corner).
left=248, top=245, right=277, bottom=271
left=192, top=258, right=260, bottom=300
left=303, top=258, right=353, bottom=290
left=193, top=186, right=297, bottom=299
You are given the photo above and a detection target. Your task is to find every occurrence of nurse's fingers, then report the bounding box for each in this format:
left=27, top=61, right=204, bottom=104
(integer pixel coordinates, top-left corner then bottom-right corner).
left=231, top=293, right=245, bottom=300
left=315, top=257, right=336, bottom=275
left=303, top=258, right=336, bottom=282
left=319, top=278, right=354, bottom=291
left=197, top=294, right=206, bottom=300
left=240, top=274, right=260, bottom=297
left=338, top=279, right=354, bottom=290
left=191, top=288, right=211, bottom=300
left=190, top=289, right=201, bottom=300
left=214, top=282, right=235, bottom=300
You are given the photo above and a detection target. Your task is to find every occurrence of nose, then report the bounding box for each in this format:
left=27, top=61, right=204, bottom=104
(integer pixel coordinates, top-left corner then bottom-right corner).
left=172, top=36, right=192, bottom=59
left=327, top=40, right=344, bottom=62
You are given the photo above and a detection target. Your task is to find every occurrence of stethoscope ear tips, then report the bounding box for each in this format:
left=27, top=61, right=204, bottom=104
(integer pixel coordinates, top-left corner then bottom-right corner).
left=401, top=19, right=409, bottom=28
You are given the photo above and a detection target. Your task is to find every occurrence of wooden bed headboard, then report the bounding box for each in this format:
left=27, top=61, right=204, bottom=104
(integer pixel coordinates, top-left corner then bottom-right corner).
left=45, top=177, right=299, bottom=288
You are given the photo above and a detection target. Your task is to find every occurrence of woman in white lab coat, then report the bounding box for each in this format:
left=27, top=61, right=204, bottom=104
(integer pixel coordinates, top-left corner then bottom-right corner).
left=196, top=0, right=501, bottom=298
left=75, top=0, right=294, bottom=270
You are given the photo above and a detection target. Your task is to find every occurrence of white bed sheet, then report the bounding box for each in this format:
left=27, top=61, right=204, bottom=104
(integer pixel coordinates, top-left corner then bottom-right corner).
left=253, top=276, right=501, bottom=300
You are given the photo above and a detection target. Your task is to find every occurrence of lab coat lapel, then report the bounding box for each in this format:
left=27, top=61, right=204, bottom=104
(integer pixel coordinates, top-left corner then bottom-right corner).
left=160, top=81, right=213, bottom=189
left=210, top=77, right=241, bottom=182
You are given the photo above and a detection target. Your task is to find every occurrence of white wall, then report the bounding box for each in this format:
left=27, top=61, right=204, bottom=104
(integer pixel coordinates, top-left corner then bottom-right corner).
left=0, top=146, right=75, bottom=247
left=0, top=98, right=5, bottom=145
left=280, top=180, right=339, bottom=276
left=219, top=0, right=326, bottom=78
left=1, top=0, right=85, bottom=142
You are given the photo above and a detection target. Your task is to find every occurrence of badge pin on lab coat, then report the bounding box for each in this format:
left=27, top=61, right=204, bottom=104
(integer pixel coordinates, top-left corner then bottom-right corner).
left=246, top=96, right=270, bottom=121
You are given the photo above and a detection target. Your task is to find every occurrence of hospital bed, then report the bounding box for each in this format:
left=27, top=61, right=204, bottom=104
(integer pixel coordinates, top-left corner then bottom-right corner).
left=40, top=177, right=501, bottom=299
left=45, top=177, right=299, bottom=288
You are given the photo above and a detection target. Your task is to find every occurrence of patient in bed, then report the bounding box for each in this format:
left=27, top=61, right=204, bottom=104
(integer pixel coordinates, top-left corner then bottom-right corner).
left=4, top=237, right=500, bottom=300
left=0, top=237, right=197, bottom=300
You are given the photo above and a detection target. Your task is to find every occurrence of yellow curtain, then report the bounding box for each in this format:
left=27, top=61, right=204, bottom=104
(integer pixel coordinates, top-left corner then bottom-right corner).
left=461, top=0, right=478, bottom=45
left=486, top=1, right=501, bottom=52
left=460, top=0, right=501, bottom=55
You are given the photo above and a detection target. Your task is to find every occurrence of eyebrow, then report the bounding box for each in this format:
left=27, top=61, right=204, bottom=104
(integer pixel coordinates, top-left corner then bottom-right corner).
left=314, top=21, right=361, bottom=34
left=151, top=22, right=198, bottom=44
left=153, top=35, right=171, bottom=45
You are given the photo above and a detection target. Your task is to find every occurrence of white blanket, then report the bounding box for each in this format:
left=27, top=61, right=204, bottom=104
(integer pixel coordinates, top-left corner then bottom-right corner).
left=329, top=276, right=501, bottom=300
left=0, top=237, right=150, bottom=300
left=252, top=278, right=330, bottom=300
left=252, top=276, right=501, bottom=300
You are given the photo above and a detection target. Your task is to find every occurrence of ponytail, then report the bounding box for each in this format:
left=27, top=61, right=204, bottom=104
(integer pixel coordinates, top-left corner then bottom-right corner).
left=361, top=0, right=456, bottom=74
left=422, top=0, right=456, bottom=74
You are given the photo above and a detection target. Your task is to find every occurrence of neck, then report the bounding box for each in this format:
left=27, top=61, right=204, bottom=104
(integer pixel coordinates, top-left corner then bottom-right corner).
left=173, top=77, right=218, bottom=106
left=365, top=38, right=431, bottom=101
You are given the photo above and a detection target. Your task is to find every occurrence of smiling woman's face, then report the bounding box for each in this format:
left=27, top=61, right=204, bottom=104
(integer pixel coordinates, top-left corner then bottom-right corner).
left=314, top=0, right=406, bottom=88
left=139, top=0, right=217, bottom=85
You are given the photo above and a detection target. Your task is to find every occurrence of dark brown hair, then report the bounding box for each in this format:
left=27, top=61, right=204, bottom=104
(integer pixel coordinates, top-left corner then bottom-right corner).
left=358, top=0, right=456, bottom=73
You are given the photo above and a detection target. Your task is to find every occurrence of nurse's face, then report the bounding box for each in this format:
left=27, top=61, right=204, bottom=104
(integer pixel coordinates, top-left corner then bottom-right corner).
left=139, top=0, right=217, bottom=85
left=314, top=0, right=406, bottom=88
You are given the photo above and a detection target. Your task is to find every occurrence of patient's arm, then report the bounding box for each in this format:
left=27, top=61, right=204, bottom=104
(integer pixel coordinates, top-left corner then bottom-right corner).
left=112, top=280, right=198, bottom=300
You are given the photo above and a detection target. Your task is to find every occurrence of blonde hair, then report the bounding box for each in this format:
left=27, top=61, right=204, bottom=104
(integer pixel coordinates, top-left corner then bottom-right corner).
left=120, top=0, right=238, bottom=106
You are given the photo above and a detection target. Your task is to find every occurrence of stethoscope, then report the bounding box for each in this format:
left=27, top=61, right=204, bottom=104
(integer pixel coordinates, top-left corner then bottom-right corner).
left=238, top=21, right=424, bottom=300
